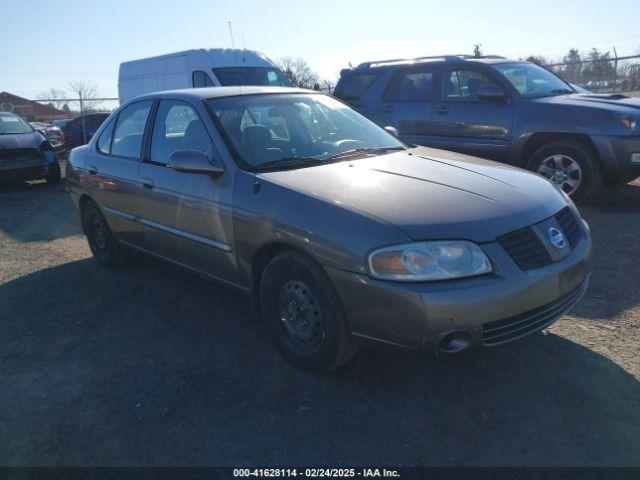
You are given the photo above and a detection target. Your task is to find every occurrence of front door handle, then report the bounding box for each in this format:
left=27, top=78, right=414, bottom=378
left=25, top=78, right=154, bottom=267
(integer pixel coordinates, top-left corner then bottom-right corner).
left=140, top=177, right=154, bottom=190
left=435, top=106, right=449, bottom=114
left=88, top=165, right=98, bottom=175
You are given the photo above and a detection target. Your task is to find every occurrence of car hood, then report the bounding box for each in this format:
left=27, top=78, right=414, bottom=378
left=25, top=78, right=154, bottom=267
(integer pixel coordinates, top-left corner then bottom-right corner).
left=0, top=131, right=45, bottom=150
left=257, top=147, right=569, bottom=243
left=542, top=93, right=640, bottom=112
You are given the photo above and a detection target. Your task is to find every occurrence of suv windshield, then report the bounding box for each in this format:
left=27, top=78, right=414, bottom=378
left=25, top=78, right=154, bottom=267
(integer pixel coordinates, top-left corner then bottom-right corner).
left=207, top=93, right=405, bottom=170
left=213, top=67, right=291, bottom=87
left=493, top=62, right=574, bottom=98
left=0, top=113, right=34, bottom=135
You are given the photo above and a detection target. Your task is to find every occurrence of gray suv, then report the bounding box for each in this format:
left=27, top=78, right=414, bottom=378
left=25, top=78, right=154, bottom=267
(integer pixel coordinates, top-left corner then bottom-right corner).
left=334, top=55, right=640, bottom=203
left=67, top=87, right=590, bottom=372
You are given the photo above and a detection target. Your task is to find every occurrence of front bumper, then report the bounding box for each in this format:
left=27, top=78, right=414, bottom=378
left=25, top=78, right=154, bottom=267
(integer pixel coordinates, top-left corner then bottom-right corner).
left=591, top=134, right=640, bottom=175
left=326, top=220, right=591, bottom=352
left=0, top=150, right=56, bottom=182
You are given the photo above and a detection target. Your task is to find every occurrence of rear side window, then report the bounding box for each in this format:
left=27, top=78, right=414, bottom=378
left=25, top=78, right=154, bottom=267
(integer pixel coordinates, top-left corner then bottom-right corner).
left=97, top=118, right=116, bottom=154
left=110, top=101, right=152, bottom=159
left=193, top=71, right=214, bottom=88
left=383, top=69, right=433, bottom=102
left=334, top=72, right=378, bottom=100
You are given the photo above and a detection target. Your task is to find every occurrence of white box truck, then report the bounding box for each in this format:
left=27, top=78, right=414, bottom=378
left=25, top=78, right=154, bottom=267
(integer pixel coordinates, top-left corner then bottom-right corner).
left=118, top=48, right=291, bottom=103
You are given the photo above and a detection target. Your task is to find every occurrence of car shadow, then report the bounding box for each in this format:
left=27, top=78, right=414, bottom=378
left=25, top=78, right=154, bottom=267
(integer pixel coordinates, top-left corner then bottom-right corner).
left=1, top=257, right=639, bottom=466
left=574, top=180, right=640, bottom=320
left=0, top=179, right=82, bottom=243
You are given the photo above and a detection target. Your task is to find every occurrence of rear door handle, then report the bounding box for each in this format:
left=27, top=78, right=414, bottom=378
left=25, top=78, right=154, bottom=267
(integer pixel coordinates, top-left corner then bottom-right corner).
left=140, top=177, right=154, bottom=190
left=435, top=106, right=449, bottom=114
left=88, top=165, right=98, bottom=175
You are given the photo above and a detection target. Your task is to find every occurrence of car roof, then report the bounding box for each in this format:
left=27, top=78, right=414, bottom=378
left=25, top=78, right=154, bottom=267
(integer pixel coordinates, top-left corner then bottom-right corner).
left=127, top=86, right=314, bottom=104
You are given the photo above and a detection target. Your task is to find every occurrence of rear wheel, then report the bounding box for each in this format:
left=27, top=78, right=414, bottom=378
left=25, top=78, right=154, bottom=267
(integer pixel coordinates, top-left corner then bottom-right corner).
left=82, top=200, right=123, bottom=268
left=528, top=140, right=602, bottom=204
left=259, top=251, right=358, bottom=372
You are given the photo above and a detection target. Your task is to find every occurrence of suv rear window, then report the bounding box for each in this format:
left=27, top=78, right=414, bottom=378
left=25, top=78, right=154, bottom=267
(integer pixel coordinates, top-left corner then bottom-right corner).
left=334, top=72, right=378, bottom=100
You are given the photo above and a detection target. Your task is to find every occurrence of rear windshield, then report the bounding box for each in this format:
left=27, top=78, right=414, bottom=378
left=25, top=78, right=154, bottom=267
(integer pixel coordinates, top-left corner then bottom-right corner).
left=0, top=113, right=33, bottom=135
left=213, top=67, right=291, bottom=87
left=334, top=72, right=379, bottom=100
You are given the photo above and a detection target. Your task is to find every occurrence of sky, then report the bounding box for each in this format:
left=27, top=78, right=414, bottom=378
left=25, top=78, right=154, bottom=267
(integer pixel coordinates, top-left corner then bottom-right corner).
left=1, top=0, right=640, bottom=101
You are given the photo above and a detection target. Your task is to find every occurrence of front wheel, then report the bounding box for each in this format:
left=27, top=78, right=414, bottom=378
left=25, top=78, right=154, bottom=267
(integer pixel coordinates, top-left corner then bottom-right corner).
left=259, top=251, right=358, bottom=372
left=528, top=140, right=602, bottom=204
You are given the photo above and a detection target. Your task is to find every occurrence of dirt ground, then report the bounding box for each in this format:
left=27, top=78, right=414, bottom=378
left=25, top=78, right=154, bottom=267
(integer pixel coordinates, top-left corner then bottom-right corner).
left=1, top=172, right=639, bottom=467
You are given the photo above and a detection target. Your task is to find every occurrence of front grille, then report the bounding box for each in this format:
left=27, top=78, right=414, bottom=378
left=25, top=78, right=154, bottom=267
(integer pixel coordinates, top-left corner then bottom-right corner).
left=496, top=227, right=552, bottom=271
left=482, top=280, right=588, bottom=346
left=555, top=207, right=581, bottom=249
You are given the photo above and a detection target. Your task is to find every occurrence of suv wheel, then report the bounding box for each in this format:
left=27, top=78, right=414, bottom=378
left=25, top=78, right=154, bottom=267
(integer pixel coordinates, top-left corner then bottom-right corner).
left=82, top=201, right=123, bottom=268
left=259, top=251, right=358, bottom=372
left=528, top=140, right=602, bottom=204
left=46, top=159, right=61, bottom=184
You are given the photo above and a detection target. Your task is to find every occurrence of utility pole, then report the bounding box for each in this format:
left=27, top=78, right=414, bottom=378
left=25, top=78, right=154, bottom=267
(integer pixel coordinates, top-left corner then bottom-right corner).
left=613, top=46, right=618, bottom=93
left=79, top=91, right=86, bottom=144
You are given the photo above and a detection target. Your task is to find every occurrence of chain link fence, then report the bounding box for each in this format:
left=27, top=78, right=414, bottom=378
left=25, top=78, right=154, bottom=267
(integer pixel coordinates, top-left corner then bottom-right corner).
left=544, top=54, right=640, bottom=95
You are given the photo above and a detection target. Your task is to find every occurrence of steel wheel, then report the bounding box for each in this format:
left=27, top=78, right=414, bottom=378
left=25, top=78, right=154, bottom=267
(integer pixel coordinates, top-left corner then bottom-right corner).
left=536, top=154, right=583, bottom=195
left=90, top=214, right=108, bottom=252
left=277, top=280, right=324, bottom=355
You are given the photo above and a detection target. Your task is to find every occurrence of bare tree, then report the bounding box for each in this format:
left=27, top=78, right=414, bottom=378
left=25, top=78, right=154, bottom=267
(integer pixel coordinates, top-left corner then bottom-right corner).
left=37, top=88, right=68, bottom=110
left=277, top=57, right=320, bottom=89
left=67, top=80, right=100, bottom=112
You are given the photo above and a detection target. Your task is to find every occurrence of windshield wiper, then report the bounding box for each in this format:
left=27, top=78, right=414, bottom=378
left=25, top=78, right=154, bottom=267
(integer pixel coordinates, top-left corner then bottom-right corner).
left=549, top=88, right=575, bottom=95
left=252, top=156, right=327, bottom=171
left=327, top=146, right=405, bottom=161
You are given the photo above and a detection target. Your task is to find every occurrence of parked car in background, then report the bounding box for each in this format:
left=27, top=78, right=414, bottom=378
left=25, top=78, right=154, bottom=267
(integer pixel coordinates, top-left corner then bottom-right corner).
left=52, top=118, right=72, bottom=129
left=61, top=112, right=110, bottom=152
left=0, top=112, right=61, bottom=183
left=67, top=86, right=590, bottom=372
left=118, top=48, right=291, bottom=103
left=335, top=55, right=640, bottom=203
left=30, top=121, right=65, bottom=149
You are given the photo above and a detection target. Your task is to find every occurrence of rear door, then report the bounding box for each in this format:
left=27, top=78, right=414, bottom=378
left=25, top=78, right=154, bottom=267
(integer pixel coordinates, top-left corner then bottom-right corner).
left=430, top=67, right=513, bottom=161
left=136, top=99, right=239, bottom=283
left=372, top=66, right=435, bottom=144
left=85, top=100, right=153, bottom=244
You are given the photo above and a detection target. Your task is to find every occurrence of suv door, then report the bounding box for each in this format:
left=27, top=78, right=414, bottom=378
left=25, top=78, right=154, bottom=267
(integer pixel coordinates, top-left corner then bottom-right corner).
left=86, top=100, right=153, bottom=244
left=430, top=67, right=513, bottom=161
left=136, top=99, right=239, bottom=283
left=372, top=66, right=435, bottom=144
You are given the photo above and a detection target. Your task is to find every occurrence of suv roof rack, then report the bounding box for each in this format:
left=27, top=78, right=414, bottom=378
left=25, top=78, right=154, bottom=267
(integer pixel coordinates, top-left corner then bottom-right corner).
left=355, top=54, right=506, bottom=70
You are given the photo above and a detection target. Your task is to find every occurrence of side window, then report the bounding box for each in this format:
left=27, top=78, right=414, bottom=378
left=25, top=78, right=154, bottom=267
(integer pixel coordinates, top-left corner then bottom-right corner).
left=97, top=117, right=116, bottom=154
left=441, top=69, right=499, bottom=102
left=150, top=100, right=213, bottom=165
left=193, top=71, right=214, bottom=88
left=110, top=101, right=152, bottom=159
left=383, top=69, right=433, bottom=102
left=334, top=72, right=378, bottom=100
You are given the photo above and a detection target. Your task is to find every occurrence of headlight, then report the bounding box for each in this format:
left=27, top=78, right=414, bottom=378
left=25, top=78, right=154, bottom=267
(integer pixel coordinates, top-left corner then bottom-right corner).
left=368, top=240, right=492, bottom=282
left=614, top=113, right=639, bottom=134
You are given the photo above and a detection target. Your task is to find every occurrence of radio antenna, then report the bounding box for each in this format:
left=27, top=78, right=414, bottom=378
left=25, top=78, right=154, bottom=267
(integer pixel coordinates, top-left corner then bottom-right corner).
left=228, top=21, right=236, bottom=48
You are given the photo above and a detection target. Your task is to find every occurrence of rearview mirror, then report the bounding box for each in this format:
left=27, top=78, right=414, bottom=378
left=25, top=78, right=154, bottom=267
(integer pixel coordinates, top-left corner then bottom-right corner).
left=478, top=85, right=507, bottom=102
left=168, top=150, right=224, bottom=177
left=384, top=125, right=399, bottom=136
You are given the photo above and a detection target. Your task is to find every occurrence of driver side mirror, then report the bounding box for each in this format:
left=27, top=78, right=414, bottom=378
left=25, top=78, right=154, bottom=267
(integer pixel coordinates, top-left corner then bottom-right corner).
left=384, top=125, right=399, bottom=136
left=168, top=150, right=224, bottom=177
left=478, top=85, right=507, bottom=102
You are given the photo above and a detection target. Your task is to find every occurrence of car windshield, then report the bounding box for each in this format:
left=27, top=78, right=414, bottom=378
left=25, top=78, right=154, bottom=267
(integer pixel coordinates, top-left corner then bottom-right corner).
left=213, top=67, right=292, bottom=87
left=0, top=113, right=34, bottom=135
left=493, top=62, right=574, bottom=98
left=207, top=93, right=406, bottom=169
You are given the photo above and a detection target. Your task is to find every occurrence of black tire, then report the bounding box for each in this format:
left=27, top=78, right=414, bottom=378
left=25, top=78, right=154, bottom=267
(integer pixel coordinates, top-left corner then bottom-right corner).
left=82, top=200, right=123, bottom=268
left=46, top=159, right=61, bottom=184
left=528, top=140, right=603, bottom=204
left=259, top=251, right=358, bottom=372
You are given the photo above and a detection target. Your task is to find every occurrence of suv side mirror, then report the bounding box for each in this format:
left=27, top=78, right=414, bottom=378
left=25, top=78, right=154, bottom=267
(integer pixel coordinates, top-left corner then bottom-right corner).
left=384, top=125, right=399, bottom=136
left=168, top=150, right=224, bottom=177
left=478, top=85, right=507, bottom=102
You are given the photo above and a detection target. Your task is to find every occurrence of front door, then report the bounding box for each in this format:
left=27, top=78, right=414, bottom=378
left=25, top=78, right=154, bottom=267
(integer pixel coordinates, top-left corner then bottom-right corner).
left=430, top=67, right=513, bottom=161
left=136, top=99, right=239, bottom=284
left=372, top=66, right=435, bottom=144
